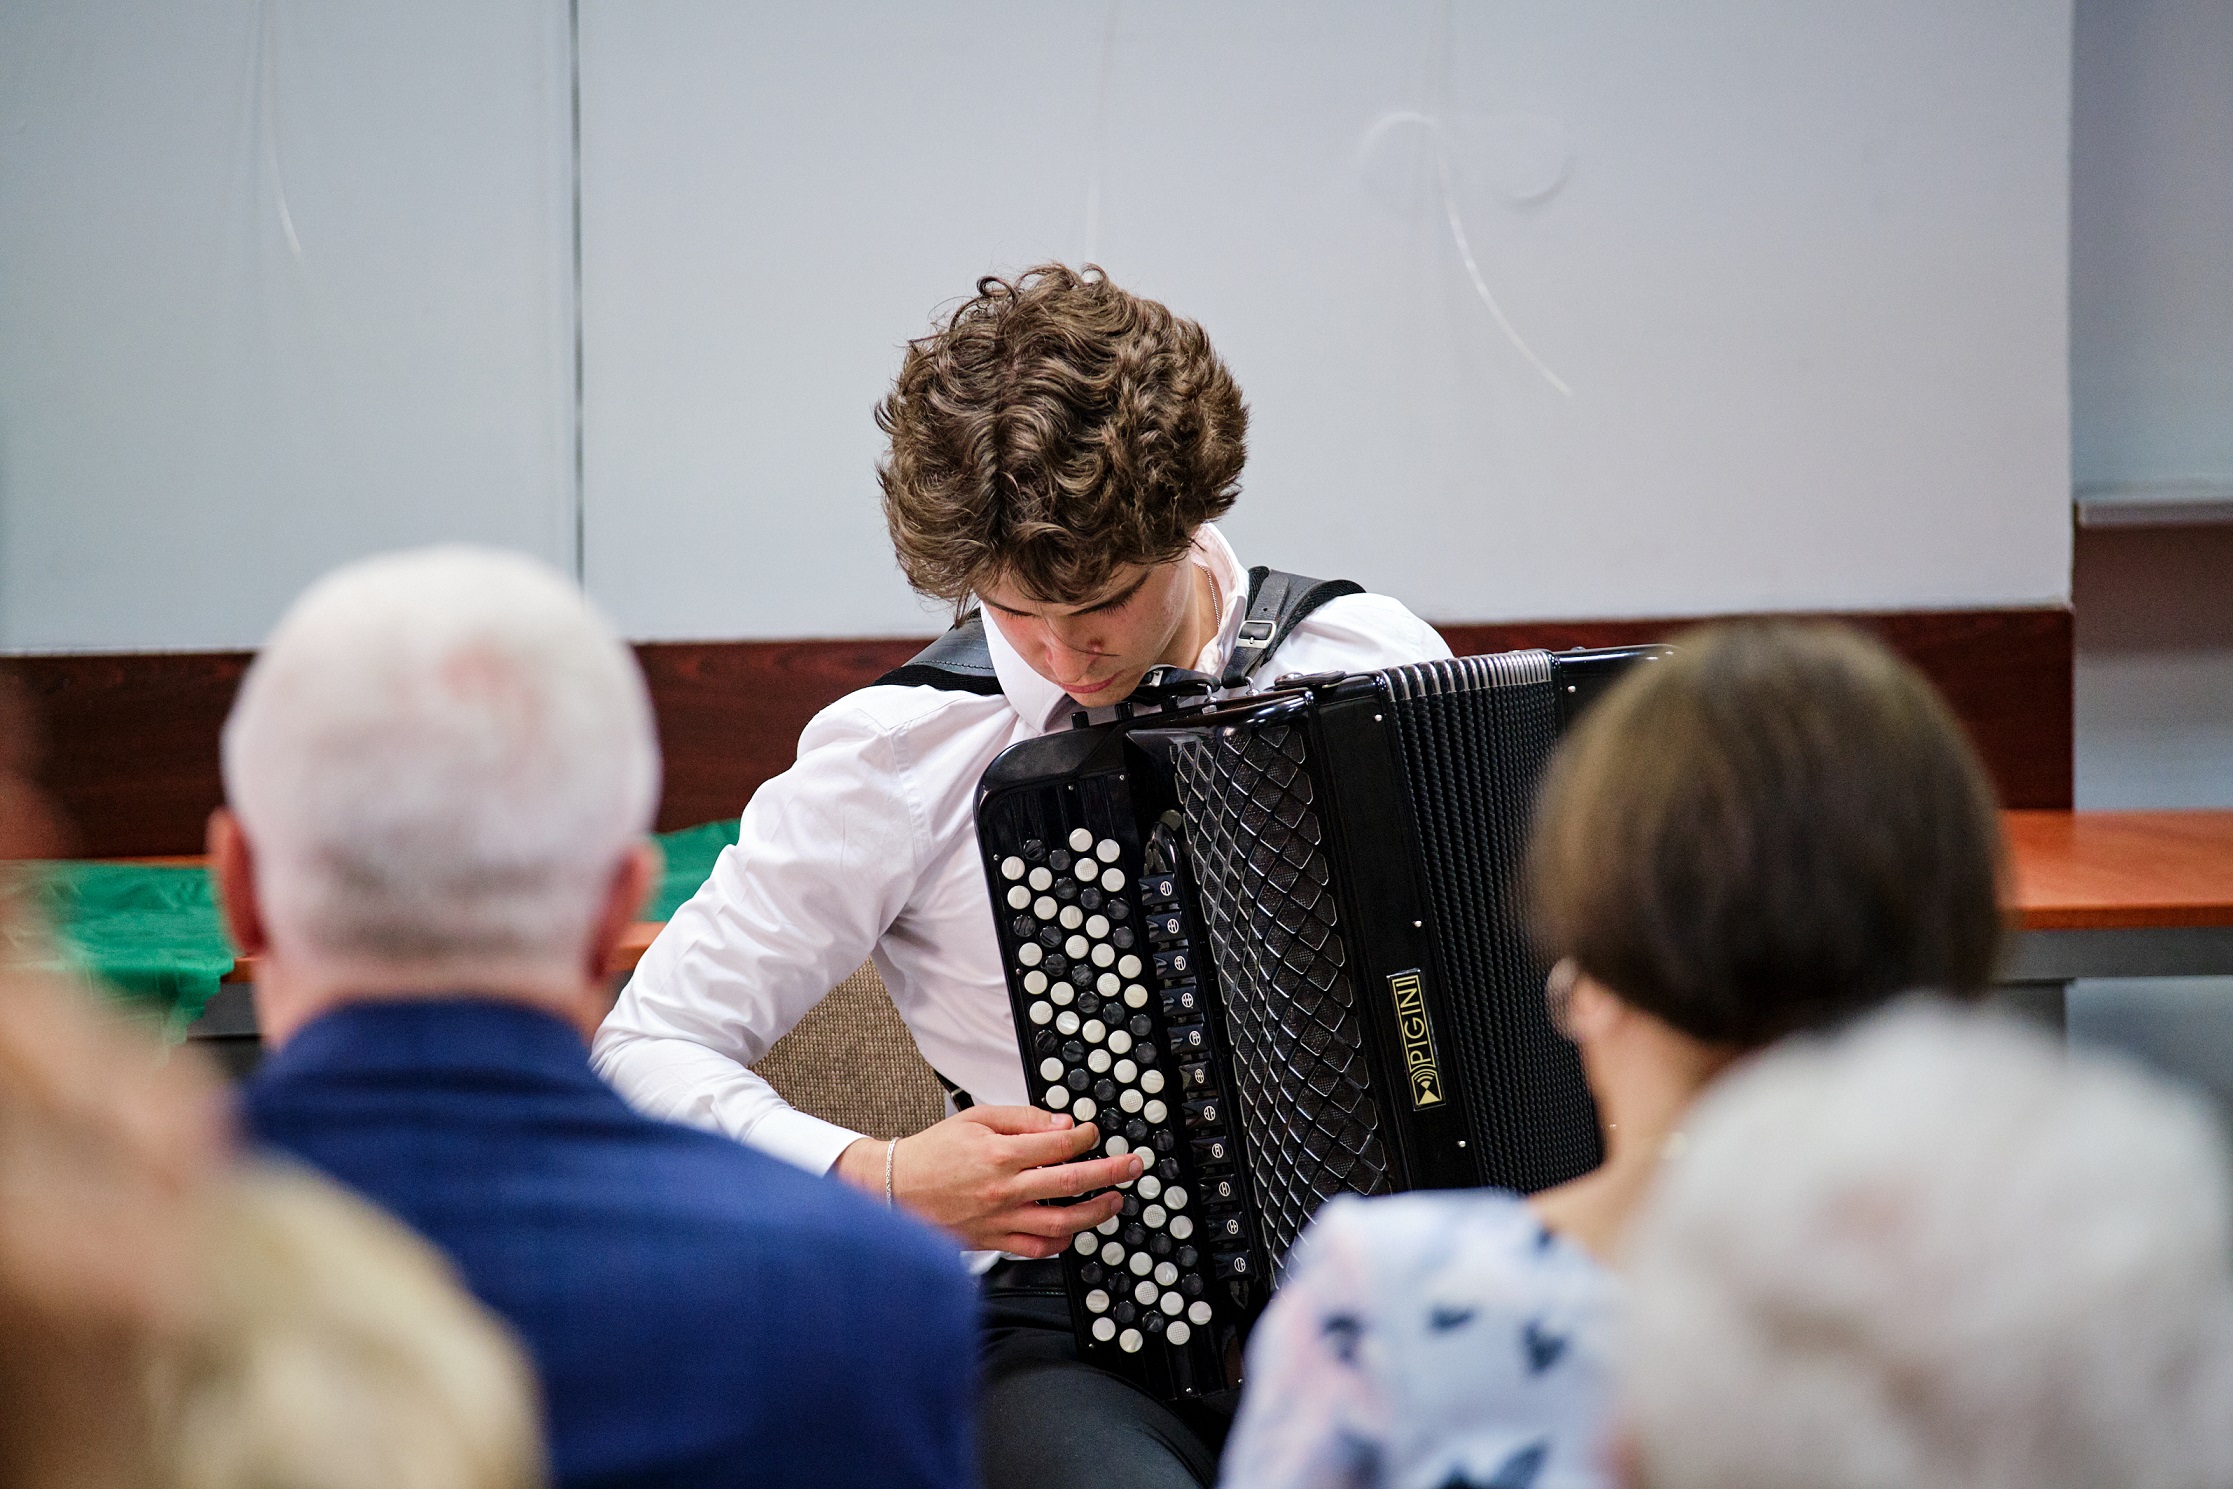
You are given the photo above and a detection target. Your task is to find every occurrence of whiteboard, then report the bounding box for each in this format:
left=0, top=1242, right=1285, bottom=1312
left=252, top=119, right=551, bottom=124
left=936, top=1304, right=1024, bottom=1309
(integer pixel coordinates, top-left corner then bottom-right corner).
left=0, top=1, right=576, bottom=652
left=579, top=0, right=2074, bottom=639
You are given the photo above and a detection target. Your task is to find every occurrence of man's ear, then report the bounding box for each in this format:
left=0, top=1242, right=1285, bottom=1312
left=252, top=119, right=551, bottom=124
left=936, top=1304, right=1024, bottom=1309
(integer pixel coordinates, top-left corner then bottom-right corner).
left=586, top=840, right=660, bottom=982
left=1564, top=970, right=1630, bottom=1046
left=207, top=808, right=269, bottom=958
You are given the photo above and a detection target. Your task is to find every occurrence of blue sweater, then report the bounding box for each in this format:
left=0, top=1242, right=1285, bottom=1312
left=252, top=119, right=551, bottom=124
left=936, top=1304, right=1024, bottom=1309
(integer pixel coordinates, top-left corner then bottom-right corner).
left=242, top=999, right=976, bottom=1489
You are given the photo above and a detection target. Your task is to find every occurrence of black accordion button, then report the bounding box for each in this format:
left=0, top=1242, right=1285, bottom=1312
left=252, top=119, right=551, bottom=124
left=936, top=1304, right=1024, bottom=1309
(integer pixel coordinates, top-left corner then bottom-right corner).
left=1114, top=1301, right=1137, bottom=1324
left=1094, top=1079, right=1118, bottom=1104
left=1062, top=1039, right=1086, bottom=1063
left=1143, top=1312, right=1166, bottom=1336
left=1128, top=1014, right=1155, bottom=1039
left=1010, top=916, right=1035, bottom=939
left=1110, top=926, right=1136, bottom=950
left=1021, top=838, right=1047, bottom=863
left=1054, top=878, right=1081, bottom=904
left=1106, top=899, right=1130, bottom=922
left=1134, top=1042, right=1158, bottom=1067
left=1125, top=1118, right=1150, bottom=1144
left=1048, top=848, right=1073, bottom=871
left=1152, top=1131, right=1177, bottom=1155
left=1033, top=1031, right=1058, bottom=1058
left=1043, top=952, right=1069, bottom=975
left=1079, top=887, right=1103, bottom=911
left=1079, top=1261, right=1104, bottom=1285
left=1122, top=1223, right=1148, bottom=1248
left=1076, top=991, right=1102, bottom=1018
left=1177, top=1255, right=1202, bottom=1281
left=1148, top=1232, right=1173, bottom=1258
left=1038, top=927, right=1063, bottom=950
left=1120, top=1195, right=1141, bottom=1219
left=1066, top=1069, right=1090, bottom=1093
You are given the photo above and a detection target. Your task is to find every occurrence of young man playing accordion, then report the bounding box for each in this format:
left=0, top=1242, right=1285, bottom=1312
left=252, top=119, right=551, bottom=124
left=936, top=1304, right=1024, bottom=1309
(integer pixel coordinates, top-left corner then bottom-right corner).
left=594, top=264, right=1451, bottom=1488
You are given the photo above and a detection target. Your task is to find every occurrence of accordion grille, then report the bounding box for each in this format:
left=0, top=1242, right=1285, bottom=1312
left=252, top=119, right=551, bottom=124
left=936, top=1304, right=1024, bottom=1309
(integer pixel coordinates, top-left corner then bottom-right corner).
left=1381, top=653, right=1604, bottom=1192
left=1172, top=724, right=1393, bottom=1273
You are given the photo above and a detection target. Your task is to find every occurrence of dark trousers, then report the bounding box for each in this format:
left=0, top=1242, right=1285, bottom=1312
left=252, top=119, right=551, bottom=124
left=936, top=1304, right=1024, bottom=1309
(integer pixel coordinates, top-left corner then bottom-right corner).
left=978, top=1259, right=1228, bottom=1489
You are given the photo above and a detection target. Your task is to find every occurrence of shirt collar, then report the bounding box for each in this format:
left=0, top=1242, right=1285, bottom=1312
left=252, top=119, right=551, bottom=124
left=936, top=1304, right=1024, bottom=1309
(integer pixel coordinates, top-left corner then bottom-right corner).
left=981, top=523, right=1252, bottom=734
left=252, top=997, right=608, bottom=1092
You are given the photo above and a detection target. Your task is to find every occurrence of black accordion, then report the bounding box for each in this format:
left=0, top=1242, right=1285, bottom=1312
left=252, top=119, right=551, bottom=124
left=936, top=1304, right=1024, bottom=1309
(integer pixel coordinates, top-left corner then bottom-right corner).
left=973, top=645, right=1661, bottom=1403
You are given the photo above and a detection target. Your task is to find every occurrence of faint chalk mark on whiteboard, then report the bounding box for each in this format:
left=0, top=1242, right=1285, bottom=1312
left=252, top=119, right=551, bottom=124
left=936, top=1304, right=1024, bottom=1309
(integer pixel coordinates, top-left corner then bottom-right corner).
left=253, top=0, right=306, bottom=267
left=1082, top=0, right=1121, bottom=263
left=1358, top=110, right=1573, bottom=397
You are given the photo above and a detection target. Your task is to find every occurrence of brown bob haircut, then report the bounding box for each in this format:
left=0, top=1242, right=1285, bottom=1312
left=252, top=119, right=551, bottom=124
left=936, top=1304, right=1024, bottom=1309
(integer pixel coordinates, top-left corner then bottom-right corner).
left=1528, top=621, right=2005, bottom=1048
left=875, top=264, right=1247, bottom=611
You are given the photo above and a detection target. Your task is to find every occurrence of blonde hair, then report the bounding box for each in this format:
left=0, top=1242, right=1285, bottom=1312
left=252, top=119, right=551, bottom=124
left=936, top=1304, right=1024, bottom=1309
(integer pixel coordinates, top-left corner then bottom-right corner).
left=160, top=1165, right=545, bottom=1489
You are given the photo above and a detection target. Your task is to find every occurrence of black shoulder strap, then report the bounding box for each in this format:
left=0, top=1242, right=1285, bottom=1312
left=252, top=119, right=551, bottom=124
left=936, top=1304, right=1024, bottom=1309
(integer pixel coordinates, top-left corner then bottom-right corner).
left=872, top=566, right=1365, bottom=696
left=1219, top=566, right=1364, bottom=689
left=873, top=612, right=1003, bottom=695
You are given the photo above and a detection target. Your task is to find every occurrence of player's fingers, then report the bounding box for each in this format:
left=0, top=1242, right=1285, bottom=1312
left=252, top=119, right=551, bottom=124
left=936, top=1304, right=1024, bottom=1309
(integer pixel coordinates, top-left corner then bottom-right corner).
left=997, top=1122, right=1103, bottom=1170
left=995, top=1191, right=1124, bottom=1241
left=1010, top=1151, right=1144, bottom=1204
left=991, top=1231, right=1071, bottom=1260
left=963, top=1104, right=1072, bottom=1137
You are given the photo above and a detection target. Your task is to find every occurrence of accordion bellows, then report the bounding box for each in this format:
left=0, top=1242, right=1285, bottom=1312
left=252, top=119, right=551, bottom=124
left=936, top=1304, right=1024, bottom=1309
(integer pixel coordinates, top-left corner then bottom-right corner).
left=975, top=645, right=1658, bottom=1404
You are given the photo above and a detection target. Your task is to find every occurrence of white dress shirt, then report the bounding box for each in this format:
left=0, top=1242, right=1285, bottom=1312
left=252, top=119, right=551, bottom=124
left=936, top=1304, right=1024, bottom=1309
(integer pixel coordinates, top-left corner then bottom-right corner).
left=591, top=525, right=1453, bottom=1177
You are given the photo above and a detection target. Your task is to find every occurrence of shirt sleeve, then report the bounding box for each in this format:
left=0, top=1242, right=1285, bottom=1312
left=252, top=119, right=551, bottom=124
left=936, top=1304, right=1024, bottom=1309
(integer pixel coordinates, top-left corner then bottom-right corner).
left=591, top=698, right=929, bottom=1174
left=1271, top=592, right=1456, bottom=679
left=1219, top=1197, right=1393, bottom=1489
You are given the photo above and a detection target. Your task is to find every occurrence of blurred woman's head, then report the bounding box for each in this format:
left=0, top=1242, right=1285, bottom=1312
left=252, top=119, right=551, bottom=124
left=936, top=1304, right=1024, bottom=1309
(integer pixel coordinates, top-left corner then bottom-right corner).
left=1529, top=621, right=2004, bottom=1050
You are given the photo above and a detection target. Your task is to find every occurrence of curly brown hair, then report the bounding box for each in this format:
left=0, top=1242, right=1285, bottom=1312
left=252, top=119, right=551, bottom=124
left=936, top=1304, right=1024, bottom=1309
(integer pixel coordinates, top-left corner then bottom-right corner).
left=875, top=264, right=1248, bottom=609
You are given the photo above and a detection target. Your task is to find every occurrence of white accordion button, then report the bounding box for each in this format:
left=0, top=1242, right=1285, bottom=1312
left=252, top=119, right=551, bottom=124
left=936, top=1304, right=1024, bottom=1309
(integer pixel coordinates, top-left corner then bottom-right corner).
left=1142, top=1204, right=1166, bottom=1228
left=1188, top=1300, right=1213, bottom=1326
left=1096, top=837, right=1122, bottom=863
left=1039, top=1056, right=1064, bottom=1081
left=1029, top=866, right=1054, bottom=891
left=1123, top=984, right=1150, bottom=1008
left=1117, top=954, right=1143, bottom=979
left=1002, top=856, right=1026, bottom=880
left=1098, top=1215, right=1122, bottom=1236
left=1100, top=1242, right=1124, bottom=1268
left=1069, top=828, right=1094, bottom=853
left=1073, top=1096, right=1097, bottom=1121
left=1066, top=934, right=1088, bottom=958
left=1107, top=1030, right=1132, bottom=1055
left=1075, top=859, right=1100, bottom=883
left=1103, top=868, right=1127, bottom=891
left=1044, top=1088, right=1069, bottom=1110
left=1054, top=1011, right=1079, bottom=1035
left=1142, top=1099, right=1167, bottom=1124
left=1140, top=1070, right=1166, bottom=1094
left=1169, top=1215, right=1194, bottom=1240
left=1165, top=1186, right=1188, bottom=1210
left=1166, top=1320, right=1191, bottom=1347
left=1051, top=983, right=1074, bottom=1006
left=1155, top=1261, right=1178, bottom=1287
left=1084, top=1288, right=1110, bottom=1314
left=1074, top=1232, right=1097, bottom=1256
left=1136, top=1175, right=1162, bottom=1200
left=1119, top=1328, right=1143, bottom=1354
left=1017, top=943, right=1042, bottom=967
left=1092, top=1316, right=1117, bottom=1343
left=1022, top=970, right=1047, bottom=994
left=1097, top=973, right=1121, bottom=995
left=1118, top=1089, right=1143, bottom=1114
left=1028, top=1002, right=1053, bottom=1025
left=1087, top=1049, right=1111, bottom=1074
left=1035, top=896, right=1058, bottom=920
left=1081, top=1019, right=1106, bottom=1043
left=1129, top=1252, right=1153, bottom=1278
left=1105, top=1134, right=1130, bottom=1156
left=1007, top=886, right=1031, bottom=910
left=1059, top=905, right=1084, bottom=930
left=1085, top=914, right=1110, bottom=939
left=1161, top=1291, right=1184, bottom=1315
left=1113, top=1059, right=1138, bottom=1084
left=1134, top=1279, right=1158, bottom=1304
left=1090, top=943, right=1115, bottom=968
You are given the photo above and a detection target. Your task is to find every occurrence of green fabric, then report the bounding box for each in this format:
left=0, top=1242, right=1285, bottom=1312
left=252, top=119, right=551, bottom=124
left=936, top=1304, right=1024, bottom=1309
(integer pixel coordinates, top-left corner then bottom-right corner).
left=29, top=861, right=233, bottom=1033
left=25, top=818, right=745, bottom=1033
left=647, top=818, right=741, bottom=921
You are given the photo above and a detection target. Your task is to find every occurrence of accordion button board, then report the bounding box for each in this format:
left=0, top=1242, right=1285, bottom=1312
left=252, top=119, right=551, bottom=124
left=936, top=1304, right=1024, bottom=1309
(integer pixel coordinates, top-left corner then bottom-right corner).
left=980, top=772, right=1265, bottom=1397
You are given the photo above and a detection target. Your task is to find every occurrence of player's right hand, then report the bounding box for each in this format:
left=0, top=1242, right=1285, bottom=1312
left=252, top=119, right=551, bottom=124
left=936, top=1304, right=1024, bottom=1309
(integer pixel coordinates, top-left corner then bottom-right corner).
left=837, top=1105, right=1142, bottom=1256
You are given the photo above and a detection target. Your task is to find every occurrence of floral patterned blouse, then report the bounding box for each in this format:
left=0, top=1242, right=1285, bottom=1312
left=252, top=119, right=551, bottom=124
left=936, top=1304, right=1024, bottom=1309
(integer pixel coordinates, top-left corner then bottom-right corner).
left=1219, top=1190, right=1620, bottom=1489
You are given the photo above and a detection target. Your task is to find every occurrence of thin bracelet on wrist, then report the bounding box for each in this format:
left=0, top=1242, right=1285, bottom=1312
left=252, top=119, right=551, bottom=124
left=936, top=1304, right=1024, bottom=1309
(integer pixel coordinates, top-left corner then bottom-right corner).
left=883, top=1137, right=899, bottom=1208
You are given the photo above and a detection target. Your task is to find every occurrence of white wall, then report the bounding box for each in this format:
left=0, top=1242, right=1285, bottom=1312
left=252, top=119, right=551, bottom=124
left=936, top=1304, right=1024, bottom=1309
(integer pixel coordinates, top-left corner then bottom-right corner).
left=580, top=0, right=2075, bottom=639
left=0, top=1, right=575, bottom=652
left=2, top=1, right=2075, bottom=650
